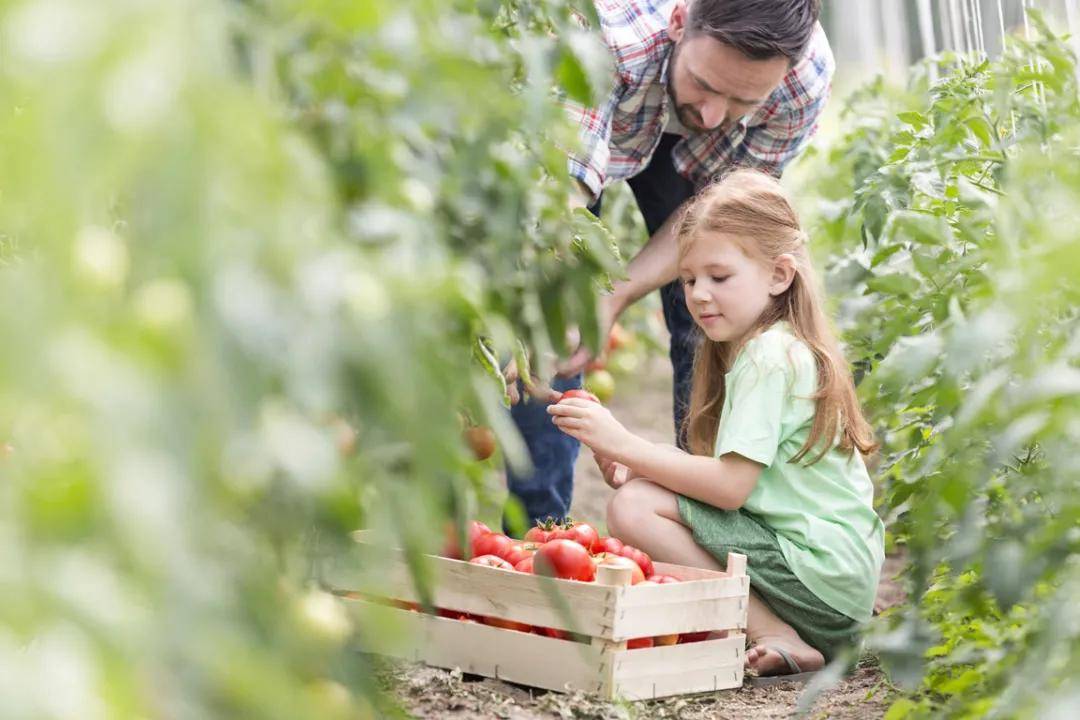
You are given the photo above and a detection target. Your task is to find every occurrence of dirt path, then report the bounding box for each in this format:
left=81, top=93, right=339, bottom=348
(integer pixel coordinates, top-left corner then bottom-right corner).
left=384, top=355, right=904, bottom=719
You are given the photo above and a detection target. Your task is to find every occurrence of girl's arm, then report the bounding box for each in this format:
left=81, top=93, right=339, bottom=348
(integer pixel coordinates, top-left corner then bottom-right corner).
left=548, top=400, right=763, bottom=509
left=618, top=438, right=762, bottom=511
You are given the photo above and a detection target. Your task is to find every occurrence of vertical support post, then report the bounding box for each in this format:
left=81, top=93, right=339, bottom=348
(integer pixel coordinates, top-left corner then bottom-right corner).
left=1066, top=0, right=1080, bottom=87
left=726, top=553, right=749, bottom=631
left=917, top=0, right=939, bottom=81
left=593, top=564, right=632, bottom=700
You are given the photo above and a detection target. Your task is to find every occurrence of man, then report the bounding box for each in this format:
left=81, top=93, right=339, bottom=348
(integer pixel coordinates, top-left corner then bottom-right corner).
left=506, top=0, right=834, bottom=528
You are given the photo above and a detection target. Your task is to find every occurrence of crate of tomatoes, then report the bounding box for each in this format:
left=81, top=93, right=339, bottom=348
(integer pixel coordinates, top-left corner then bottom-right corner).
left=324, top=519, right=749, bottom=701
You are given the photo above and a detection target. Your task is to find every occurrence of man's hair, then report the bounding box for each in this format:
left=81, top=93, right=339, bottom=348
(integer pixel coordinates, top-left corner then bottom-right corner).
left=686, top=0, right=821, bottom=62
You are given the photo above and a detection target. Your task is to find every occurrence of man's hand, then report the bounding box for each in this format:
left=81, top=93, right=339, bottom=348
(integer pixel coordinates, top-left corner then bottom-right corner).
left=556, top=293, right=622, bottom=377
left=502, top=358, right=562, bottom=406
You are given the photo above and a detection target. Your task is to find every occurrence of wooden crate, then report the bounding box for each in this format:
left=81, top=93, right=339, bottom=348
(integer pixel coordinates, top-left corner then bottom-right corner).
left=322, top=530, right=749, bottom=701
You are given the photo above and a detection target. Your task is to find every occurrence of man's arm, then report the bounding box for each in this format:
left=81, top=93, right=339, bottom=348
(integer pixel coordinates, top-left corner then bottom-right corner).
left=607, top=203, right=684, bottom=317
left=560, top=204, right=685, bottom=374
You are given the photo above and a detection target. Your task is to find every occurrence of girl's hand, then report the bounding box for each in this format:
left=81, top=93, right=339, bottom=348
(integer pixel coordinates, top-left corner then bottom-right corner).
left=547, top=398, right=634, bottom=459
left=595, top=454, right=632, bottom=489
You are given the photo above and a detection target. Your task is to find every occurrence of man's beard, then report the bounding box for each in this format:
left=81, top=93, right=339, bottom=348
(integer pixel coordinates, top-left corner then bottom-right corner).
left=666, top=41, right=707, bottom=132
left=666, top=40, right=733, bottom=134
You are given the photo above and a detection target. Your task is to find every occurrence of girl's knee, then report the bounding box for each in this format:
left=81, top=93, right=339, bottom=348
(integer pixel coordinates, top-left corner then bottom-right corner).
left=606, top=478, right=655, bottom=539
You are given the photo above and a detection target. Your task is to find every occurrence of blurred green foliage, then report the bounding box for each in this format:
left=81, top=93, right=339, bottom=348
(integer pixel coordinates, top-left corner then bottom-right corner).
left=800, top=11, right=1080, bottom=718
left=0, top=0, right=620, bottom=716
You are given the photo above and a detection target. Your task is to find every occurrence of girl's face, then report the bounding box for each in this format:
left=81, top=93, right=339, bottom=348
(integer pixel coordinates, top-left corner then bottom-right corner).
left=678, top=232, right=792, bottom=344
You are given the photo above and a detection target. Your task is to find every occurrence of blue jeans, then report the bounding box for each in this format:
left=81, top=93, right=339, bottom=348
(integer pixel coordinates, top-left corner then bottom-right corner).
left=505, top=374, right=584, bottom=531
left=506, top=134, right=697, bottom=530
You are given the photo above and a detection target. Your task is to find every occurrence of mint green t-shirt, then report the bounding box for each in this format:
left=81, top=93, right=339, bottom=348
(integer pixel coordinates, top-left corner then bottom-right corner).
left=715, top=324, right=885, bottom=623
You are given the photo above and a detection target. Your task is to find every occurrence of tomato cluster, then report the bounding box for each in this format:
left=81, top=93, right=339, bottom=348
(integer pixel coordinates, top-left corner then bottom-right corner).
left=426, top=518, right=716, bottom=647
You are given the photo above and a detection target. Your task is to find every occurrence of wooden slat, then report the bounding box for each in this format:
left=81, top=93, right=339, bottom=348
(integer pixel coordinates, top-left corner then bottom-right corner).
left=344, top=599, right=608, bottom=695
left=614, top=663, right=743, bottom=700
left=650, top=561, right=728, bottom=581
left=621, top=575, right=748, bottom=605
left=613, top=633, right=744, bottom=675
left=611, top=594, right=747, bottom=640
left=323, top=541, right=618, bottom=636
left=612, top=634, right=745, bottom=700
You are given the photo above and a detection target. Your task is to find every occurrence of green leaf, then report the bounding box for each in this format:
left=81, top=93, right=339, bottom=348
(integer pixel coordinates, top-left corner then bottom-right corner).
left=898, top=111, right=928, bottom=129
left=865, top=273, right=921, bottom=296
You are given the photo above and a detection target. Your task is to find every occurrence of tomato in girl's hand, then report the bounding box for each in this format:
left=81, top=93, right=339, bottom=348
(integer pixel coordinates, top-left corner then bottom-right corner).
left=558, top=388, right=601, bottom=404
left=594, top=536, right=624, bottom=555
left=618, top=545, right=654, bottom=578
left=469, top=554, right=514, bottom=570
left=472, top=532, right=515, bottom=560
left=534, top=539, right=596, bottom=582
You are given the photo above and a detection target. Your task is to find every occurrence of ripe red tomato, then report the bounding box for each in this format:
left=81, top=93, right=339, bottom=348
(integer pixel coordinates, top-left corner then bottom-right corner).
left=482, top=616, right=532, bottom=633
left=469, top=554, right=514, bottom=570
left=535, top=626, right=569, bottom=640
left=524, top=520, right=559, bottom=544
left=560, top=522, right=600, bottom=552
left=558, top=388, right=600, bottom=404
left=437, top=608, right=473, bottom=620
left=469, top=520, right=492, bottom=544
left=627, top=637, right=654, bottom=650
left=618, top=545, right=654, bottom=578
left=503, top=541, right=539, bottom=567
left=441, top=520, right=491, bottom=559
left=594, top=554, right=645, bottom=584
left=594, top=536, right=624, bottom=555
left=647, top=574, right=680, bottom=584
left=534, top=539, right=596, bottom=582
left=678, top=631, right=709, bottom=643
left=471, top=532, right=514, bottom=560
left=513, top=556, right=534, bottom=574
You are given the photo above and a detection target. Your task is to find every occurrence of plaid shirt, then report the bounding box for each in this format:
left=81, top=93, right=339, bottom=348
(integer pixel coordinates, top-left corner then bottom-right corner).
left=566, top=0, right=835, bottom=203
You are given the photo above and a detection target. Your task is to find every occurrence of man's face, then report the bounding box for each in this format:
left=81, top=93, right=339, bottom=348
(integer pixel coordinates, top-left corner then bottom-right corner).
left=666, top=10, right=791, bottom=133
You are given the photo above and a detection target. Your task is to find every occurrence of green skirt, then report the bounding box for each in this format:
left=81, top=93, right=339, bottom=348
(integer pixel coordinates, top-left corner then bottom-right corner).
left=678, top=496, right=862, bottom=661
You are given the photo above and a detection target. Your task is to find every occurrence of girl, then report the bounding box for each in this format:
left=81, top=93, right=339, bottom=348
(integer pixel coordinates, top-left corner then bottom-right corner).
left=548, top=169, right=884, bottom=681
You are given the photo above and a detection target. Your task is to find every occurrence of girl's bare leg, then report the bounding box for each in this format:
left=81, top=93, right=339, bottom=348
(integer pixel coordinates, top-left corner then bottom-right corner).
left=606, top=478, right=824, bottom=676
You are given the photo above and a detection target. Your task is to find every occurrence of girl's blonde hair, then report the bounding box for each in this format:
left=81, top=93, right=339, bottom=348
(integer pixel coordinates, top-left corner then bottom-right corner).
left=676, top=168, right=878, bottom=464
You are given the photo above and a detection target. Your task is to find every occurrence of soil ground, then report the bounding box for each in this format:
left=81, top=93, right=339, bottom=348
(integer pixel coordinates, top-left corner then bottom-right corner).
left=380, top=355, right=905, bottom=719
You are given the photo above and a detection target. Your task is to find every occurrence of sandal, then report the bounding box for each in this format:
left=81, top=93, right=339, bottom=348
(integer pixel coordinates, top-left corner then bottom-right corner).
left=746, top=645, right=820, bottom=686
